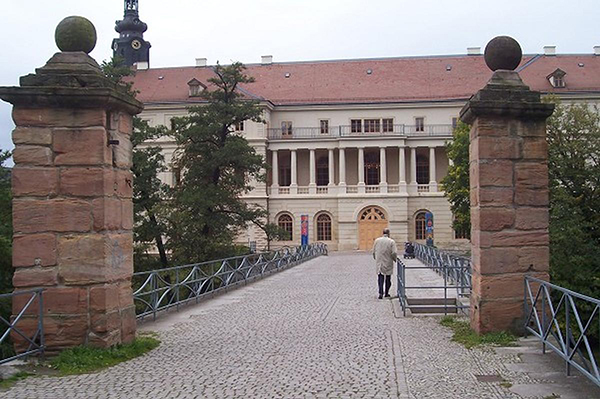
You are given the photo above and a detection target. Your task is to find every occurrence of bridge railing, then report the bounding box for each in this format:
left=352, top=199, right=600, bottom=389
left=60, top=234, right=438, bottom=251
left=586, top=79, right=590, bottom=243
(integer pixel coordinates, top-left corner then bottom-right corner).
left=0, top=289, right=45, bottom=365
left=133, top=243, right=328, bottom=321
left=524, top=276, right=600, bottom=387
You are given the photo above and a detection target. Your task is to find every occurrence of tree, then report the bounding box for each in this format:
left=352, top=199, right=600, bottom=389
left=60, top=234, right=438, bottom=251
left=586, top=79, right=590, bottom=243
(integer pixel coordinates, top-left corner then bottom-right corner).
left=441, top=121, right=471, bottom=238
left=131, top=119, right=170, bottom=268
left=0, top=150, right=12, bottom=292
left=167, top=62, right=277, bottom=263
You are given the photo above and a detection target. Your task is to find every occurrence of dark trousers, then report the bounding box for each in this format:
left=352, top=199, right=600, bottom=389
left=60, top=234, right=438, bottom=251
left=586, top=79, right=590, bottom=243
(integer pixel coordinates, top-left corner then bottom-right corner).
left=378, top=273, right=391, bottom=297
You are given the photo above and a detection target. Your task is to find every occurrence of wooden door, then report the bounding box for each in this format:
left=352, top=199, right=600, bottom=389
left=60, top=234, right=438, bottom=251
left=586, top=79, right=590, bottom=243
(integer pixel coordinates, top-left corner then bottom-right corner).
left=358, top=207, right=388, bottom=250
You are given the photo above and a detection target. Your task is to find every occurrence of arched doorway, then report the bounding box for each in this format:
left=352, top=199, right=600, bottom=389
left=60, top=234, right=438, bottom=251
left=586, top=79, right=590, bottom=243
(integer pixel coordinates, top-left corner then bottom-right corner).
left=358, top=206, right=388, bottom=250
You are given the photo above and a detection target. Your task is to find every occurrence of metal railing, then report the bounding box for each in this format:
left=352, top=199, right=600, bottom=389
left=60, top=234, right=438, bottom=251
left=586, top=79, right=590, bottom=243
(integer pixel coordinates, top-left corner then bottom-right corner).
left=0, top=289, right=45, bottom=365
left=524, top=276, right=600, bottom=387
left=267, top=124, right=453, bottom=139
left=396, top=243, right=471, bottom=316
left=133, top=243, right=328, bottom=321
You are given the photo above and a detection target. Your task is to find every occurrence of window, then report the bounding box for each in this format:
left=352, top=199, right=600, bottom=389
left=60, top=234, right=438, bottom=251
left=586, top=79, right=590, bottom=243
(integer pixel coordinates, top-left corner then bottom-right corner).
left=364, top=152, right=380, bottom=185
left=382, top=118, right=394, bottom=133
left=187, top=78, right=205, bottom=97
left=316, top=213, right=332, bottom=241
left=547, top=68, right=566, bottom=88
left=454, top=225, right=470, bottom=240
left=415, top=212, right=426, bottom=240
left=351, top=119, right=362, bottom=133
left=234, top=121, right=244, bottom=131
left=415, top=117, right=425, bottom=132
left=281, top=121, right=293, bottom=136
left=277, top=214, right=293, bottom=240
left=416, top=155, right=429, bottom=184
left=320, top=120, right=329, bottom=134
left=364, top=119, right=380, bottom=133
left=279, top=163, right=291, bottom=186
left=317, top=157, right=329, bottom=186
left=451, top=117, right=458, bottom=129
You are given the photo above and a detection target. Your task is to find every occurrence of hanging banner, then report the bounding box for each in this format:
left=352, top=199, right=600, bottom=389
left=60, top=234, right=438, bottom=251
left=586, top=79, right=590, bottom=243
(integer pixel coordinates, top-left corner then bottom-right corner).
left=301, top=214, right=309, bottom=246
left=425, top=211, right=434, bottom=246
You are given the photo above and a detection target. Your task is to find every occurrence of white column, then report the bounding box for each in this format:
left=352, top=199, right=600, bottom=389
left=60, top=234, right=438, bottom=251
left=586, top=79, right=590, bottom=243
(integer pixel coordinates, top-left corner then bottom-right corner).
left=339, top=148, right=346, bottom=187
left=399, top=146, right=407, bottom=193
left=290, top=149, right=297, bottom=194
left=272, top=150, right=279, bottom=190
left=309, top=149, right=316, bottom=193
left=409, top=147, right=417, bottom=194
left=358, top=147, right=365, bottom=193
left=379, top=147, right=387, bottom=193
left=328, top=149, right=335, bottom=187
left=429, top=146, right=437, bottom=192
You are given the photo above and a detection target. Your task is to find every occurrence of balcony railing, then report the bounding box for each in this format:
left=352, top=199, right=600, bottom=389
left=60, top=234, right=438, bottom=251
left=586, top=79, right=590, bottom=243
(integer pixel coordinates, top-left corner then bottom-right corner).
left=267, top=124, right=453, bottom=139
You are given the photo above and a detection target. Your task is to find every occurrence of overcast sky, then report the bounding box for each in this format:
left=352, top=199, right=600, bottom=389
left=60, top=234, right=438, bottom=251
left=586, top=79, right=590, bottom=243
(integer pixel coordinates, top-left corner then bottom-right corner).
left=1, top=0, right=599, bottom=162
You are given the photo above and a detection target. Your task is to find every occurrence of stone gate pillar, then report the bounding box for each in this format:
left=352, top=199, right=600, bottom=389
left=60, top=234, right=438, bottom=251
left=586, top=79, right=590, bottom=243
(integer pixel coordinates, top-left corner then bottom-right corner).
left=460, top=37, right=554, bottom=334
left=0, top=17, right=143, bottom=350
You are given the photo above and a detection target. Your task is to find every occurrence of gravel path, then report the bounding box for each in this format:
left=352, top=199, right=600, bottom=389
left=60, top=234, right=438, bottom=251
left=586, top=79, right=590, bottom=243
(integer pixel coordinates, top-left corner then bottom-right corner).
left=1, top=252, right=587, bottom=398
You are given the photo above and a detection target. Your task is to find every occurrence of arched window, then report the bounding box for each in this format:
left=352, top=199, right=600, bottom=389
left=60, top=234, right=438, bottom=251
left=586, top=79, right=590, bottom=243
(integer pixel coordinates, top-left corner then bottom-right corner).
left=416, top=155, right=429, bottom=184
left=316, top=213, right=332, bottom=241
left=277, top=214, right=293, bottom=240
left=415, top=212, right=427, bottom=240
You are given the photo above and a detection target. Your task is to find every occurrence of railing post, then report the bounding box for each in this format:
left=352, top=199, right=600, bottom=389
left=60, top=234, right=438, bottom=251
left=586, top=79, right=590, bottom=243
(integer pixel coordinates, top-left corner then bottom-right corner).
left=565, top=295, right=571, bottom=376
left=542, top=291, right=546, bottom=354
left=38, top=290, right=45, bottom=360
left=175, top=268, right=180, bottom=311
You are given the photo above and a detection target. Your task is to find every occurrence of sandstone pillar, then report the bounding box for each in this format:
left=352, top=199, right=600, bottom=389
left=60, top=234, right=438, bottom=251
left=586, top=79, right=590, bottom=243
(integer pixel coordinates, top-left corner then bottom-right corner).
left=460, top=36, right=554, bottom=334
left=271, top=150, right=279, bottom=189
left=0, top=17, right=143, bottom=351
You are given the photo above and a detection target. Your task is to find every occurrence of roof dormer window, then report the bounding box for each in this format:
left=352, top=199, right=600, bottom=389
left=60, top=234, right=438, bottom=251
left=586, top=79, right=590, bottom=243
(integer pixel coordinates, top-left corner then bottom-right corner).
left=547, top=68, right=566, bottom=88
left=187, top=78, right=206, bottom=97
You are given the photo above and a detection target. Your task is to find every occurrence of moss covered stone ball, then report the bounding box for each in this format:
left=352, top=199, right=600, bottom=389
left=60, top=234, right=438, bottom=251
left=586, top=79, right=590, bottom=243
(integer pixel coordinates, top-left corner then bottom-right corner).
left=55, top=16, right=97, bottom=54
left=484, top=36, right=522, bottom=72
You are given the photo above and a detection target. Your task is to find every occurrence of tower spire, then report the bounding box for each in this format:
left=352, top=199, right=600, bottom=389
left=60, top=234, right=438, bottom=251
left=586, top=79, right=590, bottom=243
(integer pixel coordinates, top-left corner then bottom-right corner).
left=112, top=0, right=151, bottom=67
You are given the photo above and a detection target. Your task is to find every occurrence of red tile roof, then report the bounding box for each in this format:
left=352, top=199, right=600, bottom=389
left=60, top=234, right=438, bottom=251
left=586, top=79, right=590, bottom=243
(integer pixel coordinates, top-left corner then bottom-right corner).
left=130, top=54, right=600, bottom=106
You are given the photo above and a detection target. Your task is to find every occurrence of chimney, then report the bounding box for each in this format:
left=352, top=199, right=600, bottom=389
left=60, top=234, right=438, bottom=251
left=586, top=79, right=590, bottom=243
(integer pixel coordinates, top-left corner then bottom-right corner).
left=594, top=46, right=600, bottom=56
left=261, top=55, right=273, bottom=65
left=467, top=47, right=481, bottom=56
left=196, top=58, right=207, bottom=67
left=134, top=61, right=149, bottom=70
left=544, top=46, right=556, bottom=56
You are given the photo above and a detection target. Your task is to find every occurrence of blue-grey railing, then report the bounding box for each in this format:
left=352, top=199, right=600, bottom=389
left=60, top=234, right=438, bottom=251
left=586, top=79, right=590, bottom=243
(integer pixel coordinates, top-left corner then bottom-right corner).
left=0, top=289, right=45, bottom=365
left=133, top=243, right=328, bottom=321
left=397, top=243, right=471, bottom=316
left=524, top=276, right=600, bottom=387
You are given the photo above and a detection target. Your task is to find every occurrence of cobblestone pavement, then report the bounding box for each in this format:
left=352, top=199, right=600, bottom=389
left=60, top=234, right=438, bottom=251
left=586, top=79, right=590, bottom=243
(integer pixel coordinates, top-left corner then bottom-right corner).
left=4, top=252, right=599, bottom=398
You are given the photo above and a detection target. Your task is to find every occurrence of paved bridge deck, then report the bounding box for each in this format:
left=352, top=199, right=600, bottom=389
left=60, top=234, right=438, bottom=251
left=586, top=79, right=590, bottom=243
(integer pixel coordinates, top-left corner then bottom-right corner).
left=4, top=253, right=599, bottom=398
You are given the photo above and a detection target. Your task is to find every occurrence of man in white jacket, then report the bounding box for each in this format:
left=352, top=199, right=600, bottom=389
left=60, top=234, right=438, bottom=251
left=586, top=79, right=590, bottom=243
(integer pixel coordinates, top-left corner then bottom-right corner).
left=372, top=228, right=398, bottom=299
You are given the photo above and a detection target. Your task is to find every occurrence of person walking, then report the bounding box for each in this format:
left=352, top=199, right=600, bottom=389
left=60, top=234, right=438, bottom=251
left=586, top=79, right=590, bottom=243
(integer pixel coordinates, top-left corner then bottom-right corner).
left=372, top=228, right=397, bottom=299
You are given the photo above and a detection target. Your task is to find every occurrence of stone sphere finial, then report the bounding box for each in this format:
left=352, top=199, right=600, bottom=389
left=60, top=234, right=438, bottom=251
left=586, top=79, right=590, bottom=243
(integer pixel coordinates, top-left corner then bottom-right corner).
left=484, top=36, right=522, bottom=71
left=55, top=16, right=97, bottom=54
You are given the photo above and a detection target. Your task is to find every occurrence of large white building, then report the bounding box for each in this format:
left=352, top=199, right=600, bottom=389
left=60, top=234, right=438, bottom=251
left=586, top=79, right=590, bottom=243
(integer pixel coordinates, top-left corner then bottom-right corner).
left=131, top=46, right=600, bottom=251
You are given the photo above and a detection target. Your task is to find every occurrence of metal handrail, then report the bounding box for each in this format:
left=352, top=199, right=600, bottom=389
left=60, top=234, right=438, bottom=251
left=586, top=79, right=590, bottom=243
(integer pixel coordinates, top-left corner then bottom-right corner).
left=133, top=243, right=328, bottom=321
left=524, top=276, right=600, bottom=387
left=0, top=289, right=45, bottom=365
left=267, top=124, right=453, bottom=139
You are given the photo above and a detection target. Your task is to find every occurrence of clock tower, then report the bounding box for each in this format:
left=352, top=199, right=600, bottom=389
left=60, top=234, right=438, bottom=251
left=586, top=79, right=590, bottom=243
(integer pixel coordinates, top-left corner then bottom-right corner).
left=112, top=0, right=151, bottom=67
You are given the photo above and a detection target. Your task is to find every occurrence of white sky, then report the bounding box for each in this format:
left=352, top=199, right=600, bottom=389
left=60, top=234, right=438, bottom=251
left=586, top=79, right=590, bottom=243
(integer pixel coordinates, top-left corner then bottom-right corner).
left=1, top=0, right=599, bottom=161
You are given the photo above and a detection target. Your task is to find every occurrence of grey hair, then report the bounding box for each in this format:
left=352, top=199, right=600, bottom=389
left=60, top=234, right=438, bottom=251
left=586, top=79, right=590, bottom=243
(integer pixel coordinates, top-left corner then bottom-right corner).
left=383, top=228, right=390, bottom=236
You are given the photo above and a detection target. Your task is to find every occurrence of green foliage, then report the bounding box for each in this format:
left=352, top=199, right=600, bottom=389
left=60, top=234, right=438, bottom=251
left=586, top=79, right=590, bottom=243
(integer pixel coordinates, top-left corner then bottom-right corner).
left=0, top=371, right=33, bottom=390
left=167, top=62, right=275, bottom=262
left=0, top=150, right=13, bottom=359
left=440, top=316, right=517, bottom=349
left=100, top=56, right=137, bottom=96
left=440, top=121, right=471, bottom=237
left=50, top=336, right=160, bottom=375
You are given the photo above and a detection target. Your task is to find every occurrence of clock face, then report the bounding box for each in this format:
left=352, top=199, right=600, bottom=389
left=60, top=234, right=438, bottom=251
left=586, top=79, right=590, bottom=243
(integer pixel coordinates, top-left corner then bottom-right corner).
left=113, top=42, right=119, bottom=52
left=131, top=39, right=142, bottom=50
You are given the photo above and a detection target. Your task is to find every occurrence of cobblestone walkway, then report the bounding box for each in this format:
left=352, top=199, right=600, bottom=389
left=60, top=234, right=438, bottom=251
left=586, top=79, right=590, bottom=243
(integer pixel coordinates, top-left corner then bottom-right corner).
left=3, top=253, right=598, bottom=398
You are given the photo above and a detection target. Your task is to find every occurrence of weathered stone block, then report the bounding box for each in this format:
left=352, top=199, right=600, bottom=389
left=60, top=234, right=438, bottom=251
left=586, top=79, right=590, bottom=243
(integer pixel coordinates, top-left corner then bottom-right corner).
left=57, top=234, right=106, bottom=285
left=110, top=130, right=133, bottom=169
left=53, top=128, right=111, bottom=166
left=12, top=266, right=58, bottom=287
left=515, top=207, right=549, bottom=230
left=473, top=271, right=548, bottom=300
left=12, top=127, right=52, bottom=145
left=515, top=163, right=548, bottom=189
left=89, top=329, right=122, bottom=348
left=478, top=160, right=513, bottom=187
left=478, top=207, right=515, bottom=231
left=12, top=167, right=58, bottom=197
left=475, top=136, right=521, bottom=159
left=515, top=188, right=549, bottom=206
left=13, top=198, right=91, bottom=234
left=59, top=167, right=109, bottom=197
left=478, top=187, right=514, bottom=206
left=118, top=281, right=134, bottom=308
left=115, top=170, right=133, bottom=198
left=470, top=296, right=526, bottom=335
left=13, top=145, right=53, bottom=166
left=475, top=229, right=549, bottom=248
left=91, top=310, right=122, bottom=334
left=13, top=233, right=57, bottom=267
left=13, top=108, right=106, bottom=128
left=90, top=285, right=120, bottom=312
left=522, top=137, right=548, bottom=160
left=118, top=113, right=133, bottom=135
left=120, top=305, right=137, bottom=344
left=12, top=287, right=88, bottom=315
left=517, top=246, right=550, bottom=272
left=121, top=200, right=133, bottom=230
left=92, top=197, right=122, bottom=231
left=474, top=246, right=519, bottom=274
